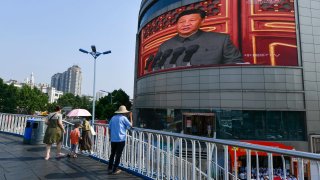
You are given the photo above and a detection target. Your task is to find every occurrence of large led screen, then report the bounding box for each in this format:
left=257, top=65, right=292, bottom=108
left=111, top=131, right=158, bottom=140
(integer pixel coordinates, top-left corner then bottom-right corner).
left=138, top=0, right=298, bottom=77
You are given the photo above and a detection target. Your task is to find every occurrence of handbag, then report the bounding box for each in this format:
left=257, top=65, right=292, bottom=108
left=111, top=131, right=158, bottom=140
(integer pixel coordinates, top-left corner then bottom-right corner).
left=90, top=126, right=96, bottom=136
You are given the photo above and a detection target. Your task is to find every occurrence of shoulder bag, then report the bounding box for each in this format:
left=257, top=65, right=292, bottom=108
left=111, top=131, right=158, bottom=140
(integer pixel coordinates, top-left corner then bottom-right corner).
left=90, top=125, right=96, bottom=136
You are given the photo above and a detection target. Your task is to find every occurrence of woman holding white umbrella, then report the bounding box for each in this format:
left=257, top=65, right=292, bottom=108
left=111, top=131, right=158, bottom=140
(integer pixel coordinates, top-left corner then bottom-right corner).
left=67, top=108, right=93, bottom=154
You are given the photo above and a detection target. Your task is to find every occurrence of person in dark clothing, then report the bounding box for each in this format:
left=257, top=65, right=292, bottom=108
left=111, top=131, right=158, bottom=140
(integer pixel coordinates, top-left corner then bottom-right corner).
left=108, top=105, right=133, bottom=175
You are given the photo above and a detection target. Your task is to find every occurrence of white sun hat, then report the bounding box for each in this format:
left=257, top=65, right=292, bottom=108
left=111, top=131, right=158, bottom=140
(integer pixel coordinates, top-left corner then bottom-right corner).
left=115, top=105, right=130, bottom=114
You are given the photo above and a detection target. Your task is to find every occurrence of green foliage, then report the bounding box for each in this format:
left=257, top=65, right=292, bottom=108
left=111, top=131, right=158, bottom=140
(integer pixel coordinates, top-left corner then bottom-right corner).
left=0, top=78, right=48, bottom=114
left=0, top=78, right=4, bottom=111
left=17, top=85, right=48, bottom=114
left=0, top=77, right=131, bottom=118
left=57, top=93, right=91, bottom=110
left=95, top=89, right=132, bottom=120
left=47, top=102, right=58, bottom=112
left=0, top=79, right=18, bottom=113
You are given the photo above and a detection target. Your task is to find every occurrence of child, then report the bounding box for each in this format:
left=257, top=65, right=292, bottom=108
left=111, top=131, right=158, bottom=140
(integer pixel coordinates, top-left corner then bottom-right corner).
left=69, top=123, right=82, bottom=158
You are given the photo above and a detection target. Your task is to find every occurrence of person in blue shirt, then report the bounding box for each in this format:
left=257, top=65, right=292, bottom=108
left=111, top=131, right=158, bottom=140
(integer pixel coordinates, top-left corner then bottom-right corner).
left=108, top=105, right=132, bottom=175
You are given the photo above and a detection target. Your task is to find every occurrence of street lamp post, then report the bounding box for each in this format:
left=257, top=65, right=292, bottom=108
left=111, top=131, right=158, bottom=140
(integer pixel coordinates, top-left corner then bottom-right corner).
left=99, top=90, right=112, bottom=104
left=79, top=46, right=111, bottom=126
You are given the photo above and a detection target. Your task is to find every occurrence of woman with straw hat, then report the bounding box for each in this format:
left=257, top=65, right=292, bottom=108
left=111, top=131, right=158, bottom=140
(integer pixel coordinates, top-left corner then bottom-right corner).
left=107, top=105, right=132, bottom=175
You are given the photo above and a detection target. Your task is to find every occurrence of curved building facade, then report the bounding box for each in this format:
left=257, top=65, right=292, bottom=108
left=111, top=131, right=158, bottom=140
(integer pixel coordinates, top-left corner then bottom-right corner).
left=134, top=0, right=320, bottom=152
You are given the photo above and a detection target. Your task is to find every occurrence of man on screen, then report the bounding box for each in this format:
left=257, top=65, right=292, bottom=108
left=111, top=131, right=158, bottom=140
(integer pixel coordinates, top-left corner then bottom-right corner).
left=152, top=9, right=243, bottom=70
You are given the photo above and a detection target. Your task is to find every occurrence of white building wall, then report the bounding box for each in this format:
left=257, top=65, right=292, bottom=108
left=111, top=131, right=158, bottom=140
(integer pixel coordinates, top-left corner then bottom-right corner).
left=47, top=87, right=63, bottom=103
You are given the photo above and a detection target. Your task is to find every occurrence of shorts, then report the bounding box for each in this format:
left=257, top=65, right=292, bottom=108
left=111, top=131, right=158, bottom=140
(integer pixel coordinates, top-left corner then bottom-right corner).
left=71, top=144, right=79, bottom=154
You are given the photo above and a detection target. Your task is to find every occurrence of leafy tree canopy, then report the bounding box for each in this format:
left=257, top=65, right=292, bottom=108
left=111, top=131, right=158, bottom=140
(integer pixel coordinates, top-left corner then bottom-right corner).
left=17, top=85, right=48, bottom=114
left=0, top=77, right=131, bottom=119
left=57, top=93, right=91, bottom=110
left=0, top=78, right=48, bottom=114
left=95, top=89, right=132, bottom=120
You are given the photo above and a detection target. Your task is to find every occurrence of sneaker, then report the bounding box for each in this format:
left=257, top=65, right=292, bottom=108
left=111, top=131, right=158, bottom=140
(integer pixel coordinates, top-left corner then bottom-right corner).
left=56, top=153, right=66, bottom=158
left=81, top=151, right=89, bottom=156
left=112, top=169, right=122, bottom=175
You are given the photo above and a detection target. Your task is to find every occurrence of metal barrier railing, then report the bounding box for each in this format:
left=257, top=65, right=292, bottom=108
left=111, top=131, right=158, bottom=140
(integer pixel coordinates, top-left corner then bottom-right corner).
left=0, top=113, right=43, bottom=135
left=1, top=113, right=320, bottom=179
left=117, top=127, right=320, bottom=180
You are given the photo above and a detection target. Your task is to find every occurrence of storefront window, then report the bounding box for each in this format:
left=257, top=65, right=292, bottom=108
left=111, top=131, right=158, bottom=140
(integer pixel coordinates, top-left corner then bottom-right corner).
left=138, top=109, right=306, bottom=141
left=217, top=110, right=306, bottom=141
left=138, top=109, right=167, bottom=130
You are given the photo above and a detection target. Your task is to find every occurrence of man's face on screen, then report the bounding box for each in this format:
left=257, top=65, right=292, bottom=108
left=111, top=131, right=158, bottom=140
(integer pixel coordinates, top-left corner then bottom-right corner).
left=177, top=13, right=203, bottom=37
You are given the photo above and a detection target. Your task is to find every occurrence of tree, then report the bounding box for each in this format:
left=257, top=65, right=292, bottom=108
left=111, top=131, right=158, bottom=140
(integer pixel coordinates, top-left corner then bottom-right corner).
left=95, top=89, right=132, bottom=120
left=112, top=89, right=132, bottom=110
left=0, top=78, right=49, bottom=114
left=57, top=93, right=76, bottom=107
left=57, top=93, right=91, bottom=110
left=0, top=78, right=5, bottom=112
left=78, top=96, right=91, bottom=109
left=17, top=85, right=48, bottom=114
left=0, top=78, right=131, bottom=118
left=0, top=79, right=18, bottom=113
left=47, top=102, right=58, bottom=112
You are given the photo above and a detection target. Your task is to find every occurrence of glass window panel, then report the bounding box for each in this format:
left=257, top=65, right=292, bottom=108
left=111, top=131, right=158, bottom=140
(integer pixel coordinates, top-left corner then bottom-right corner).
left=138, top=108, right=306, bottom=141
left=216, top=110, right=306, bottom=141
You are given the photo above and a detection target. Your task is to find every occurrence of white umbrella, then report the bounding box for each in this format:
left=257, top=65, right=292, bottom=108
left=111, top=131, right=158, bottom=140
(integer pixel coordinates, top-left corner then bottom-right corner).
left=67, top=109, right=92, bottom=117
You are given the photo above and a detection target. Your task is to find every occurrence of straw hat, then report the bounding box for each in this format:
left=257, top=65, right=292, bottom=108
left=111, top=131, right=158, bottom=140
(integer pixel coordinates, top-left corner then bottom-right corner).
left=115, top=105, right=130, bottom=114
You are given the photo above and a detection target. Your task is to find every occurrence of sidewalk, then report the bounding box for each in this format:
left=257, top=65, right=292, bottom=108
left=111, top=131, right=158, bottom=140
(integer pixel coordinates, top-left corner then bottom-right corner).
left=0, top=133, right=142, bottom=180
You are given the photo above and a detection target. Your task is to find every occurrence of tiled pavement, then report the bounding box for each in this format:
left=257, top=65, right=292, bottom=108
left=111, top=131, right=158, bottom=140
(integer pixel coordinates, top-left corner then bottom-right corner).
left=0, top=133, right=143, bottom=180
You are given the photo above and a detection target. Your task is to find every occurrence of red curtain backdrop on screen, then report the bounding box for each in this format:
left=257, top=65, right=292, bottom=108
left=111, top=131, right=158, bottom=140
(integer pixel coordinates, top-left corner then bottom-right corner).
left=138, top=0, right=298, bottom=77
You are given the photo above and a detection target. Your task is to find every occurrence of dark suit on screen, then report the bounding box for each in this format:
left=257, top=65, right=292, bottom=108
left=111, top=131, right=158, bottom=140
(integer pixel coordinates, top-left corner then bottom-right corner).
left=153, top=30, right=243, bottom=70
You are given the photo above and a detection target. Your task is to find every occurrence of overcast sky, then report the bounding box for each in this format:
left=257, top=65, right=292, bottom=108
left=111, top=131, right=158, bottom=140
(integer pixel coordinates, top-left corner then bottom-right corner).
left=0, top=0, right=141, bottom=98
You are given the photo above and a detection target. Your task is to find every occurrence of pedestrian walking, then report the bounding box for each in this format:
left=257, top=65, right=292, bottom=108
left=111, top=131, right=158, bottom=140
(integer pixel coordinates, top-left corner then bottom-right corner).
left=43, top=105, right=66, bottom=160
left=108, top=105, right=133, bottom=175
